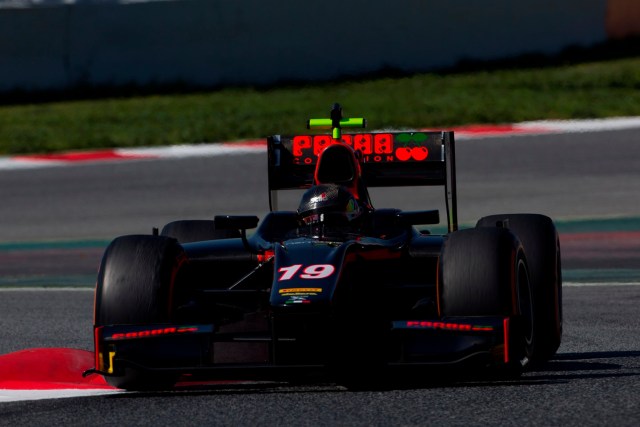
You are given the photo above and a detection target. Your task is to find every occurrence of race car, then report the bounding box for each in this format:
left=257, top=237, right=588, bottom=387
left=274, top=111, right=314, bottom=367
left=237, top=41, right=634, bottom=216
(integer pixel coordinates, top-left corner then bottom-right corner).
left=86, top=104, right=562, bottom=390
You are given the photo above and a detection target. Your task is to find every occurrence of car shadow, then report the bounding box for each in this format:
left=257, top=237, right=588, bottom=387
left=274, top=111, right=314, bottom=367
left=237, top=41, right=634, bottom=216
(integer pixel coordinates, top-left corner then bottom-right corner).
left=102, top=350, right=640, bottom=397
left=516, top=350, right=640, bottom=382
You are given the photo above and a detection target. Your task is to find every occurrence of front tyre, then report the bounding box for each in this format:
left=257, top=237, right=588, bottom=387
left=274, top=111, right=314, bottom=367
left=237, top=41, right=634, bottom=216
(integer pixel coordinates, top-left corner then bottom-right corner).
left=440, top=228, right=534, bottom=373
left=477, top=214, right=562, bottom=362
left=95, top=235, right=186, bottom=389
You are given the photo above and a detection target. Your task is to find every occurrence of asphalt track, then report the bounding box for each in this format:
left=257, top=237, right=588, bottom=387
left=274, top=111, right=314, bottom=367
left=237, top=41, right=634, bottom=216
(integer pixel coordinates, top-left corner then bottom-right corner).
left=0, top=285, right=637, bottom=426
left=0, top=128, right=639, bottom=424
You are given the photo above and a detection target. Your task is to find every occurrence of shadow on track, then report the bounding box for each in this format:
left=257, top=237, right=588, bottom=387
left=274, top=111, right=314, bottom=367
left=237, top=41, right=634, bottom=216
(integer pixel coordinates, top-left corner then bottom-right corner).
left=98, top=350, right=640, bottom=398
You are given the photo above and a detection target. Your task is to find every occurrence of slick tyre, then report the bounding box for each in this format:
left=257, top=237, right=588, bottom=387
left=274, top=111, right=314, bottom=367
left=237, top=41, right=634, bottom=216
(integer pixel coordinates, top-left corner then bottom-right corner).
left=161, top=219, right=239, bottom=243
left=95, top=235, right=186, bottom=390
left=477, top=214, right=562, bottom=362
left=440, top=228, right=534, bottom=373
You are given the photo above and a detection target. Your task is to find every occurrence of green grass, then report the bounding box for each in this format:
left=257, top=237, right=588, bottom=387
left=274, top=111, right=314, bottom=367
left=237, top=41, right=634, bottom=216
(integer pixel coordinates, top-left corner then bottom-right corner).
left=1, top=57, right=640, bottom=155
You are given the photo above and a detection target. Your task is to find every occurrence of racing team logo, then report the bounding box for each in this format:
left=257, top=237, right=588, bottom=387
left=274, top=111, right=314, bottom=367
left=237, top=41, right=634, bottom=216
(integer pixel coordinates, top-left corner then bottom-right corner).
left=394, top=132, right=430, bottom=161
left=291, top=133, right=431, bottom=164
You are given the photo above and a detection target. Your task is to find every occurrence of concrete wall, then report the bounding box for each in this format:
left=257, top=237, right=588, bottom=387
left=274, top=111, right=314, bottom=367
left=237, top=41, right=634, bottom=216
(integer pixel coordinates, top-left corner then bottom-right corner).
left=0, top=0, right=626, bottom=93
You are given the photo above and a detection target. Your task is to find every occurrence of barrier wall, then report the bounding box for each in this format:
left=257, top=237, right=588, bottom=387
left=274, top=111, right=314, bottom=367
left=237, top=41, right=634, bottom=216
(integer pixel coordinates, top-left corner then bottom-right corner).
left=606, top=0, right=640, bottom=39
left=0, top=0, right=631, bottom=93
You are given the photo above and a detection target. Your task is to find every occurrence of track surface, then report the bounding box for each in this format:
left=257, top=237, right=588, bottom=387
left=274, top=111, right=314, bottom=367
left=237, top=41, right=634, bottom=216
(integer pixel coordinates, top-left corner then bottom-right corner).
left=1, top=129, right=639, bottom=424
left=2, top=128, right=640, bottom=284
left=1, top=128, right=640, bottom=243
left=0, top=286, right=638, bottom=426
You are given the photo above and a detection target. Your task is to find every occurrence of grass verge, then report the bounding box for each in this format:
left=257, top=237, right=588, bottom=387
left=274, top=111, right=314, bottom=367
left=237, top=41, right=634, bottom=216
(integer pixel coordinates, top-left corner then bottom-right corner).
left=1, top=57, right=639, bottom=155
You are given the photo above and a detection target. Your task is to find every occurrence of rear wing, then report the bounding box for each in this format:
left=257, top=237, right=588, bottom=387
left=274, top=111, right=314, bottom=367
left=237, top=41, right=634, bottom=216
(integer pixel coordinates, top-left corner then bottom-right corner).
left=267, top=131, right=458, bottom=232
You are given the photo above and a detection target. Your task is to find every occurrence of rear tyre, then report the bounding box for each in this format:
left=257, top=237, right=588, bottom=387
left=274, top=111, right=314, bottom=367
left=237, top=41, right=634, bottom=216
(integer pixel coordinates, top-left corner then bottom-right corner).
left=477, top=214, right=562, bottom=362
left=440, top=228, right=534, bottom=373
left=95, top=235, right=186, bottom=390
left=161, top=219, right=239, bottom=243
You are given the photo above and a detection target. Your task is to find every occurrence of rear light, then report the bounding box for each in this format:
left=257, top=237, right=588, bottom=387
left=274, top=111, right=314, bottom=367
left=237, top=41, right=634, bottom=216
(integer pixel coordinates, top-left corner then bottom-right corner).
left=401, top=320, right=495, bottom=332
left=503, top=317, right=510, bottom=364
left=104, top=326, right=202, bottom=341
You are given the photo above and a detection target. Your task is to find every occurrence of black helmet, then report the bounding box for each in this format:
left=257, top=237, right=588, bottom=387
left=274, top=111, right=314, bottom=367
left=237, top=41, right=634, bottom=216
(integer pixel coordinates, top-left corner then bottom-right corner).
left=297, top=184, right=361, bottom=226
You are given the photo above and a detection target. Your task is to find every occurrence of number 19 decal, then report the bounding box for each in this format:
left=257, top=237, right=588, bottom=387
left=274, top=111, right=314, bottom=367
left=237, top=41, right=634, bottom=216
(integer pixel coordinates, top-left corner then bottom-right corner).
left=278, top=264, right=335, bottom=281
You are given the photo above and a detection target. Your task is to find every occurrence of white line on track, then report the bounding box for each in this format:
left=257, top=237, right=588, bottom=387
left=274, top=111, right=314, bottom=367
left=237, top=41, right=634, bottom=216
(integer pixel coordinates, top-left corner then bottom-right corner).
left=0, top=389, right=122, bottom=403
left=563, top=281, right=640, bottom=287
left=517, top=116, right=640, bottom=133
left=117, top=141, right=264, bottom=159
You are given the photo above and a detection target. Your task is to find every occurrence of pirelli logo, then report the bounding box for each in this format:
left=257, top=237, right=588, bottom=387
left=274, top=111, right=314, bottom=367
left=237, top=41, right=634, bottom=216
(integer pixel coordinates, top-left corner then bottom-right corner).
left=279, top=288, right=323, bottom=294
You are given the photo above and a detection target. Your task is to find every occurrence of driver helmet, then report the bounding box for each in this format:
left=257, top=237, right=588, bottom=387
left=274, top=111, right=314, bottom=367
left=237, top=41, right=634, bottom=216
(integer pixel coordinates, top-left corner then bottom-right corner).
left=297, top=184, right=362, bottom=226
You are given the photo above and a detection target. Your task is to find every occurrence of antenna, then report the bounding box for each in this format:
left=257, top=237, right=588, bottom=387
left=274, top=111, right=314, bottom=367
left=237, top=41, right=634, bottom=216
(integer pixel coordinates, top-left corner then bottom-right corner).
left=307, top=103, right=366, bottom=140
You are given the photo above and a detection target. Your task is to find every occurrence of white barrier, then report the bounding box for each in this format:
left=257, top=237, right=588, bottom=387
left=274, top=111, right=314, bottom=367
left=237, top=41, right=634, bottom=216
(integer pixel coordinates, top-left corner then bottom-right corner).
left=0, top=0, right=609, bottom=93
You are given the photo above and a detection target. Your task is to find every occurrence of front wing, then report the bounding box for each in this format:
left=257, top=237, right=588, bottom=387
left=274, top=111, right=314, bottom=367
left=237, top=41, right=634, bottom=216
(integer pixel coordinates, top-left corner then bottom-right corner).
left=89, top=316, right=516, bottom=382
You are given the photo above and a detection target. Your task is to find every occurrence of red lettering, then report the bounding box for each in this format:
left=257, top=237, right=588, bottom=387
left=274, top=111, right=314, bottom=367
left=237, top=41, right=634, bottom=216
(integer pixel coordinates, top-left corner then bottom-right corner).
left=339, top=135, right=353, bottom=147
left=313, top=135, right=332, bottom=156
left=353, top=134, right=373, bottom=155
left=292, top=136, right=312, bottom=157
left=374, top=134, right=393, bottom=154
left=292, top=156, right=315, bottom=165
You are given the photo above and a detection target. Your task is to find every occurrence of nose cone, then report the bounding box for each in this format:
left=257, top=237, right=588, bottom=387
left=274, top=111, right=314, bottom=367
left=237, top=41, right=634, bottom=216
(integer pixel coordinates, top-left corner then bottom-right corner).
left=270, top=239, right=350, bottom=309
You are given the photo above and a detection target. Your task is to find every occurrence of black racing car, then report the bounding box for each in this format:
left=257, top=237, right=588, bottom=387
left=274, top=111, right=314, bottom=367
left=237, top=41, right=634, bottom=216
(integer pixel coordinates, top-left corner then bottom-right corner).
left=86, top=104, right=562, bottom=390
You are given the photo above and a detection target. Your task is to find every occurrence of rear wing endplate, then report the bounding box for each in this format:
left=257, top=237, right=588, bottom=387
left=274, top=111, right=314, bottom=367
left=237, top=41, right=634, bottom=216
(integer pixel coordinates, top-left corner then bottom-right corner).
left=267, top=131, right=458, bottom=232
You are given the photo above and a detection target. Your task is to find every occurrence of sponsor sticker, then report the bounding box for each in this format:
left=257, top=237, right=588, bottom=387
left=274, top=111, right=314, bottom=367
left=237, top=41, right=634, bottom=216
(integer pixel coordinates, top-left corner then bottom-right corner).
left=279, top=287, right=322, bottom=295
